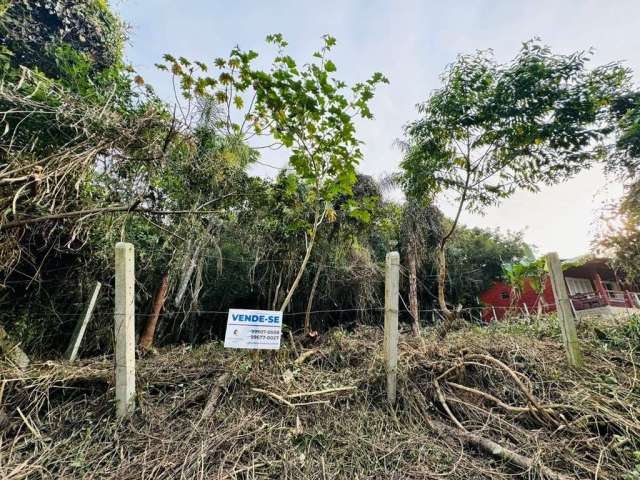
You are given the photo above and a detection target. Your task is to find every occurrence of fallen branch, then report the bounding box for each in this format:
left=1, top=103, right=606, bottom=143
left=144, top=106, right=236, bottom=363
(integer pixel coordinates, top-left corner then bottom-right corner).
left=431, top=418, right=571, bottom=480
left=446, top=381, right=566, bottom=416
left=252, top=387, right=293, bottom=406
left=251, top=388, right=330, bottom=408
left=200, top=372, right=231, bottom=420
left=285, top=386, right=356, bottom=399
left=463, top=353, right=559, bottom=426
left=447, top=381, right=530, bottom=414
left=293, top=349, right=321, bottom=365
left=433, top=378, right=465, bottom=430
left=16, top=407, right=42, bottom=440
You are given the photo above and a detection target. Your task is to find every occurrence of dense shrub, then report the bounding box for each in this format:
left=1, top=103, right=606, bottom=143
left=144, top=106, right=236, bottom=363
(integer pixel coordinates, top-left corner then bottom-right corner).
left=0, top=0, right=124, bottom=77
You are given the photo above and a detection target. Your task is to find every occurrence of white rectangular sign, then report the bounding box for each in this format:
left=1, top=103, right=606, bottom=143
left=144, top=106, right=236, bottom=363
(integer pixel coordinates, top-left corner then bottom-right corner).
left=224, top=309, right=282, bottom=350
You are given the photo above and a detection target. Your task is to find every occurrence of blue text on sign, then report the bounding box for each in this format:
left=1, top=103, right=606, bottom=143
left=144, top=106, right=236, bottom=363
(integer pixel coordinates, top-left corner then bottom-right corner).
left=231, top=313, right=281, bottom=324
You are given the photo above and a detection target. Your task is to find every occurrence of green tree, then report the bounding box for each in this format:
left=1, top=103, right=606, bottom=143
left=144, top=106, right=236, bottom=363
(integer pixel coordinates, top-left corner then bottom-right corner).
left=598, top=181, right=640, bottom=283
left=609, top=91, right=640, bottom=174
left=400, top=41, right=629, bottom=336
left=502, top=257, right=547, bottom=315
left=163, top=34, right=387, bottom=311
left=1, top=0, right=124, bottom=78
left=598, top=89, right=640, bottom=281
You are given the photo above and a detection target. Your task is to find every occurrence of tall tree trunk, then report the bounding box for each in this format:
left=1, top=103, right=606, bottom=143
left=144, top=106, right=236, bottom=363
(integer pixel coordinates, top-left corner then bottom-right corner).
left=174, top=242, right=202, bottom=307
left=435, top=162, right=471, bottom=339
left=304, top=265, right=322, bottom=333
left=436, top=243, right=455, bottom=338
left=536, top=293, right=547, bottom=320
left=408, top=250, right=420, bottom=336
left=139, top=273, right=169, bottom=351
left=280, top=228, right=316, bottom=312
left=279, top=210, right=323, bottom=312
left=272, top=270, right=283, bottom=310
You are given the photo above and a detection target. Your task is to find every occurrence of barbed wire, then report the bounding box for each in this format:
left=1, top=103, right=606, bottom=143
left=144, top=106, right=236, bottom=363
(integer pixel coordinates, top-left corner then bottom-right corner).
left=19, top=303, right=561, bottom=320
left=2, top=246, right=503, bottom=287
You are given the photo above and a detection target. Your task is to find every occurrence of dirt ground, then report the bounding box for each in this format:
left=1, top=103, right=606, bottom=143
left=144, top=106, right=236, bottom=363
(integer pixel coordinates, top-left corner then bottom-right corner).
left=1, top=316, right=639, bottom=479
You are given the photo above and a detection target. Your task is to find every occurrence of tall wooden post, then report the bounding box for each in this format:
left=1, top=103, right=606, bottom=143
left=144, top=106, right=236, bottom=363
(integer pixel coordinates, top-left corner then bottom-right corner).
left=545, top=252, right=583, bottom=367
left=65, top=282, right=101, bottom=362
left=115, top=242, right=136, bottom=417
left=384, top=251, right=400, bottom=405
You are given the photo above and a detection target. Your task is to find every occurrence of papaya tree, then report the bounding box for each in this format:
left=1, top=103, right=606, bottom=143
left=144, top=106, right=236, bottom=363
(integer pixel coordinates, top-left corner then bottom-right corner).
left=400, top=40, right=630, bottom=337
left=502, top=258, right=547, bottom=317
left=163, top=34, right=387, bottom=312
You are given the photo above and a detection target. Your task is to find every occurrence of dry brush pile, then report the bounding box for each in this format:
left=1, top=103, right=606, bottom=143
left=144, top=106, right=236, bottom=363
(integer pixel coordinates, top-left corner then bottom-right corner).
left=1, top=318, right=639, bottom=479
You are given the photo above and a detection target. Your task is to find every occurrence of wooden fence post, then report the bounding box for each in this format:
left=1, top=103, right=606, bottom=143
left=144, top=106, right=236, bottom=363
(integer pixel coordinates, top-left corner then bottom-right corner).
left=65, top=281, right=101, bottom=362
left=384, top=251, right=400, bottom=405
left=115, top=242, right=135, bottom=417
left=545, top=252, right=583, bottom=367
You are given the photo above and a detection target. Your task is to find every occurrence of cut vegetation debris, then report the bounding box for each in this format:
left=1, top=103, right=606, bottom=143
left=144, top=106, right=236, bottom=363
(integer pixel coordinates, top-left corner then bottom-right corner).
left=1, top=317, right=640, bottom=479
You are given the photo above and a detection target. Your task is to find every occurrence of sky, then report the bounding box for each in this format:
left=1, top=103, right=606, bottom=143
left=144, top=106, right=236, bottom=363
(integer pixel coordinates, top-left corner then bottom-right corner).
left=113, top=0, right=640, bottom=258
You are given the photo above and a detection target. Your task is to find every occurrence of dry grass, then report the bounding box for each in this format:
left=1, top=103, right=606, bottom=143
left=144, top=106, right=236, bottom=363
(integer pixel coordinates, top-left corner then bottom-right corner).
left=1, top=319, right=639, bottom=479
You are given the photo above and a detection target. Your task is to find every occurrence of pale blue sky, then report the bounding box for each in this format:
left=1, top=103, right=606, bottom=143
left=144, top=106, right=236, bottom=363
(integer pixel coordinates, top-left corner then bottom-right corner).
left=114, top=0, right=640, bottom=257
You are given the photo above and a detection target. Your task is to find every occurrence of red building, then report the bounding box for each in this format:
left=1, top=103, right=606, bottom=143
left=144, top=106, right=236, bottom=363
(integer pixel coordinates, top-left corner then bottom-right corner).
left=480, top=257, right=640, bottom=321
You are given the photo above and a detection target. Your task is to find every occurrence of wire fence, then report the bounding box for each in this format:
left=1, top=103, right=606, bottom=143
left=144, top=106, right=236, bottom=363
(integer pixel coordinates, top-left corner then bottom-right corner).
left=17, top=303, right=561, bottom=321
left=2, top=249, right=493, bottom=285
left=10, top=245, right=639, bottom=354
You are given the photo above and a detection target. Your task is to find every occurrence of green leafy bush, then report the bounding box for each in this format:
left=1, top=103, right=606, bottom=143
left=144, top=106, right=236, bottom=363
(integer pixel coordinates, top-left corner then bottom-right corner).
left=1, top=0, right=124, bottom=77
left=598, top=314, right=640, bottom=353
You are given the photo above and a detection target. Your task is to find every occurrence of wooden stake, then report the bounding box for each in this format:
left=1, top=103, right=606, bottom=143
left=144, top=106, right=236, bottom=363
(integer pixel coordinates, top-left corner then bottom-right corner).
left=115, top=242, right=136, bottom=417
left=200, top=372, right=231, bottom=421
left=545, top=252, right=582, bottom=368
left=384, top=251, right=400, bottom=405
left=65, top=282, right=101, bottom=362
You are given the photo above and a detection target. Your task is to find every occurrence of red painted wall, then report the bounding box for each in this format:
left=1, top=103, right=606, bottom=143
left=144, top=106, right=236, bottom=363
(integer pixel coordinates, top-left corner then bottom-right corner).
left=479, top=277, right=556, bottom=321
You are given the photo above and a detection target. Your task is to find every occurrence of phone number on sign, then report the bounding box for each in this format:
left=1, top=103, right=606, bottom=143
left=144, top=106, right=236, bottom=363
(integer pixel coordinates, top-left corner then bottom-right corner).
left=249, top=334, right=279, bottom=341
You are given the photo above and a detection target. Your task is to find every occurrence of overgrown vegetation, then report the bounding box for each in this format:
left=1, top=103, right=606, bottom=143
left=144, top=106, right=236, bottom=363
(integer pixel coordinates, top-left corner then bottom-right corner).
left=2, top=316, right=640, bottom=478
left=0, top=0, right=636, bottom=355
left=0, top=1, right=539, bottom=355
left=3, top=2, right=640, bottom=478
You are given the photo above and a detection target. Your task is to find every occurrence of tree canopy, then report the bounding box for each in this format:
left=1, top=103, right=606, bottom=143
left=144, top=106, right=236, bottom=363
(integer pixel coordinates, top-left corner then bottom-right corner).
left=401, top=41, right=629, bottom=208
left=399, top=40, right=631, bottom=335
